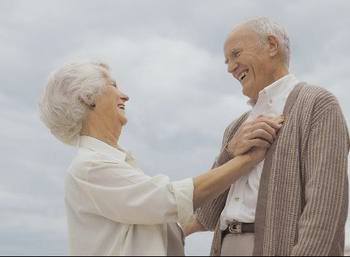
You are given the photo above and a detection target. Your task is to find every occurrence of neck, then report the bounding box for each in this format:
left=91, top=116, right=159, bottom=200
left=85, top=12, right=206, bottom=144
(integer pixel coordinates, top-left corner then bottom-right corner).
left=251, top=65, right=289, bottom=104
left=270, top=65, right=289, bottom=84
left=259, top=65, right=289, bottom=93
left=80, top=119, right=122, bottom=149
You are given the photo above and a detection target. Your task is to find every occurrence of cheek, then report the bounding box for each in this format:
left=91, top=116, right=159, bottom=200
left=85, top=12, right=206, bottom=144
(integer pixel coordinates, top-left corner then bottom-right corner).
left=245, top=50, right=265, bottom=68
left=250, top=61, right=266, bottom=82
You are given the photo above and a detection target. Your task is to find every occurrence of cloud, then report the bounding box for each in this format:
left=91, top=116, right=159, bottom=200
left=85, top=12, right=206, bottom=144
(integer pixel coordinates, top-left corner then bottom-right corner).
left=55, top=34, right=250, bottom=180
left=0, top=0, right=350, bottom=255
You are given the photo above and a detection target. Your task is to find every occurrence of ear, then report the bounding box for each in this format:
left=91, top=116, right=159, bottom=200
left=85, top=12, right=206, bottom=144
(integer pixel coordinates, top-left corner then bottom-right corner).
left=78, top=93, right=96, bottom=108
left=267, top=35, right=279, bottom=57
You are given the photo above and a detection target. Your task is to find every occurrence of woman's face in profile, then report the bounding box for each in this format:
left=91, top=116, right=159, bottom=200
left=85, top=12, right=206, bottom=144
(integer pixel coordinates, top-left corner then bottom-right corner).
left=95, top=79, right=130, bottom=127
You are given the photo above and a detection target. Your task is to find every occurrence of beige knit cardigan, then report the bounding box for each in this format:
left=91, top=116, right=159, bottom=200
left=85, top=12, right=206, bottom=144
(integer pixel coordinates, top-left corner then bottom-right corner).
left=196, top=83, right=349, bottom=256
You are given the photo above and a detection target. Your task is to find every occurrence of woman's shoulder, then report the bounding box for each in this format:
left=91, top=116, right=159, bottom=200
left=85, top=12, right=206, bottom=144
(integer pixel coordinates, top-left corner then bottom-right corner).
left=67, top=147, right=144, bottom=182
left=67, top=148, right=123, bottom=177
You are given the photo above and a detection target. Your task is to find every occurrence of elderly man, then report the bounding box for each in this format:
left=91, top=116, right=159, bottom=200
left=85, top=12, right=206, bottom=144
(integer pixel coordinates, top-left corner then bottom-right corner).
left=185, top=17, right=349, bottom=256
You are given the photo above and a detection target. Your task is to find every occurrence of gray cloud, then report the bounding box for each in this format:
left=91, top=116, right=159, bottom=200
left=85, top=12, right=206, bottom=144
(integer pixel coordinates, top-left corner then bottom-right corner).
left=1, top=0, right=350, bottom=255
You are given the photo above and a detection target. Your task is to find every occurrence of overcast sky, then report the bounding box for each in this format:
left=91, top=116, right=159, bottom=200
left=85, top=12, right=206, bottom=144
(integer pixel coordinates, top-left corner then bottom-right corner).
left=0, top=0, right=350, bottom=255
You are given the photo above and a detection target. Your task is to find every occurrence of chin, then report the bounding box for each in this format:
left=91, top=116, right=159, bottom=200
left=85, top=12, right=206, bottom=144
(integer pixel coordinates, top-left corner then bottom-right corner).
left=242, top=84, right=258, bottom=100
left=121, top=117, right=128, bottom=126
left=116, top=111, right=128, bottom=126
left=242, top=86, right=252, bottom=98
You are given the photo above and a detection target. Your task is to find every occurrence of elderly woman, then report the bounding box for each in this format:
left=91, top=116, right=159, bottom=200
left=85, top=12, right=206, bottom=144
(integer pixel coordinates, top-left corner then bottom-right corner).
left=39, top=61, right=282, bottom=256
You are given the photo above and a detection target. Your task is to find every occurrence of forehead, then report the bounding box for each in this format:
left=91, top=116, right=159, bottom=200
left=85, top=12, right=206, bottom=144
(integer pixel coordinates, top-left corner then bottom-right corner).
left=105, top=76, right=117, bottom=86
left=101, top=78, right=118, bottom=93
left=224, top=26, right=259, bottom=52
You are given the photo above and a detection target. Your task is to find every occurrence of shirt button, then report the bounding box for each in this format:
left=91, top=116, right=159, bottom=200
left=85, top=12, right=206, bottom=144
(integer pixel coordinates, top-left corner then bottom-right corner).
left=235, top=197, right=240, bottom=202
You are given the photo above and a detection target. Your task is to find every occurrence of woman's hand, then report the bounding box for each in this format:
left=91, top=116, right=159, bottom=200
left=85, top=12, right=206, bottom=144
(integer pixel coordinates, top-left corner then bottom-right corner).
left=245, top=146, right=269, bottom=166
left=192, top=116, right=285, bottom=211
left=183, top=217, right=206, bottom=237
left=226, top=115, right=284, bottom=158
left=227, top=115, right=284, bottom=172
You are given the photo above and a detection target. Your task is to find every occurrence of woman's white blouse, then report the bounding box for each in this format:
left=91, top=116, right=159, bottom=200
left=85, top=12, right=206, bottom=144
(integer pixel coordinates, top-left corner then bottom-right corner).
left=65, top=136, right=194, bottom=256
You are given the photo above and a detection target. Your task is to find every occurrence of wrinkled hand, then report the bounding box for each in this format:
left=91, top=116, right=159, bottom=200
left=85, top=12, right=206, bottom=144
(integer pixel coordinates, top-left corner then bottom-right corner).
left=245, top=146, right=269, bottom=166
left=226, top=115, right=284, bottom=158
left=183, top=217, right=205, bottom=237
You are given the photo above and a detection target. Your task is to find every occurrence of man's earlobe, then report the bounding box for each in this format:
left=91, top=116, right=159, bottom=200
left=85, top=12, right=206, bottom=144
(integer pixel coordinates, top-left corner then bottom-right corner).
left=267, top=35, right=279, bottom=57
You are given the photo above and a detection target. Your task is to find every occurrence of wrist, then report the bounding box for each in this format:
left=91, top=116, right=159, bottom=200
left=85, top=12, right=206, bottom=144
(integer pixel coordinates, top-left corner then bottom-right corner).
left=235, top=154, right=251, bottom=162
left=233, top=154, right=255, bottom=169
left=224, top=144, right=235, bottom=158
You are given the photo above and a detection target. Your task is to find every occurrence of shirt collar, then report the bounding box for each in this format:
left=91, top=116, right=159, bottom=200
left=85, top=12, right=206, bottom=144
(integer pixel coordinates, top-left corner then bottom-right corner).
left=78, top=136, right=127, bottom=161
left=248, top=74, right=299, bottom=107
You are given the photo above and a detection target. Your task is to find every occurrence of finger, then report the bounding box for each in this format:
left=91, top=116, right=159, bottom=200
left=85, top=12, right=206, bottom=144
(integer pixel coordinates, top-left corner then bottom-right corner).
left=256, top=115, right=284, bottom=124
left=255, top=118, right=283, bottom=131
left=256, top=114, right=284, bottom=120
left=251, top=122, right=277, bottom=138
left=248, top=129, right=274, bottom=143
left=247, top=139, right=271, bottom=149
left=256, top=115, right=284, bottom=123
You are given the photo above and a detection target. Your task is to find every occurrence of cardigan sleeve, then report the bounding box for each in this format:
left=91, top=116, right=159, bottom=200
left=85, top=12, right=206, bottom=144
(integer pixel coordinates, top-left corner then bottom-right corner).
left=292, top=103, right=349, bottom=256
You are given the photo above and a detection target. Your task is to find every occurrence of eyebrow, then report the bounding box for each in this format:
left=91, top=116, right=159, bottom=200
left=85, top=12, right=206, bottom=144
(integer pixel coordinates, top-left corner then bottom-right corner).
left=231, top=48, right=241, bottom=54
left=225, top=48, right=239, bottom=64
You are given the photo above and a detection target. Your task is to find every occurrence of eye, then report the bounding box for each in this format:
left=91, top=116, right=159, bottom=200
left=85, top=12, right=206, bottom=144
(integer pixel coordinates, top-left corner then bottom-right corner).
left=232, top=50, right=241, bottom=58
left=111, top=81, right=118, bottom=88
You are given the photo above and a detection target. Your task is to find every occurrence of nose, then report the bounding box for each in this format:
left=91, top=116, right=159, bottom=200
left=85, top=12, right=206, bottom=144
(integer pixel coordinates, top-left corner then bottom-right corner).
left=227, top=60, right=239, bottom=75
left=121, top=93, right=129, bottom=103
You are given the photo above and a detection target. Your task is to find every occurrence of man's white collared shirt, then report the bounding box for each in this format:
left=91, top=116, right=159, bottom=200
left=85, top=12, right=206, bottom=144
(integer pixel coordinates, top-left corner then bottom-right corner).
left=220, top=74, right=300, bottom=230
left=65, top=136, right=194, bottom=256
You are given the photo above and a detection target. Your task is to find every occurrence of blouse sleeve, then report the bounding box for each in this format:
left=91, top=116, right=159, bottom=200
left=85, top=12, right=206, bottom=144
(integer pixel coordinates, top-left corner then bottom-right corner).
left=72, top=159, right=194, bottom=227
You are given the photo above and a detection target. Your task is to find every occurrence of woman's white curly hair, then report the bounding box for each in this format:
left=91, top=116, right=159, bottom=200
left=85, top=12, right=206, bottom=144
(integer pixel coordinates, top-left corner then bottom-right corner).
left=39, top=61, right=110, bottom=145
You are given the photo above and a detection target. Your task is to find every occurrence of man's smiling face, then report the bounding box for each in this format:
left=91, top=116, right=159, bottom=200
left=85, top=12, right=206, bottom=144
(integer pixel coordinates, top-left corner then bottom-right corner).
left=224, top=25, right=276, bottom=102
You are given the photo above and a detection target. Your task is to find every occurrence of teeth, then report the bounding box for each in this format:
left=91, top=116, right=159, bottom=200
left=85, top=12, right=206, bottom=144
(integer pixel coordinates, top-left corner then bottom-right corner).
left=239, top=71, right=248, bottom=81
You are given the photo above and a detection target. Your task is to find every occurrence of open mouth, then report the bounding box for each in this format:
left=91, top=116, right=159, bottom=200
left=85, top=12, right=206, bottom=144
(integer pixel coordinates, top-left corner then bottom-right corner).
left=117, top=104, right=126, bottom=111
left=238, top=69, right=249, bottom=82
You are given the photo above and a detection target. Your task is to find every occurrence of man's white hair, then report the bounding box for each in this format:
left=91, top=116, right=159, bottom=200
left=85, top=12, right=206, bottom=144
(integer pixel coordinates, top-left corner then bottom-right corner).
left=238, top=17, right=291, bottom=67
left=39, top=61, right=110, bottom=145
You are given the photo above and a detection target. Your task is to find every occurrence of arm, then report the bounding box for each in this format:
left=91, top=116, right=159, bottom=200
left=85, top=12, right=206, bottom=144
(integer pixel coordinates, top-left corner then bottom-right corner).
left=78, top=152, right=260, bottom=227
left=78, top=116, right=283, bottom=228
left=185, top=146, right=272, bottom=235
left=193, top=155, right=257, bottom=210
left=77, top=161, right=194, bottom=227
left=291, top=104, right=349, bottom=256
left=191, top=116, right=284, bottom=234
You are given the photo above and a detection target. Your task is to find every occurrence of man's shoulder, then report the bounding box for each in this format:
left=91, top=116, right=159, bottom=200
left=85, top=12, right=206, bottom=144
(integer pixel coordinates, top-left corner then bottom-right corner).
left=295, top=83, right=343, bottom=124
left=298, top=83, right=339, bottom=108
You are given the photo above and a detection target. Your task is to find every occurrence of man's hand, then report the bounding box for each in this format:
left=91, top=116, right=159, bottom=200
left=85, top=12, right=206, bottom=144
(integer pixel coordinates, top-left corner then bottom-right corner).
left=183, top=217, right=206, bottom=237
left=226, top=116, right=284, bottom=157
